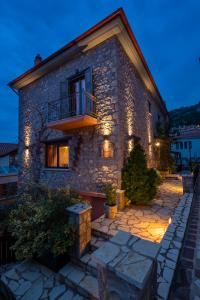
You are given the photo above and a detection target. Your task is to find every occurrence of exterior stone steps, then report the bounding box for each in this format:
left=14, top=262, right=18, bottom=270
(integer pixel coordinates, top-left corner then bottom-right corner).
left=66, top=234, right=108, bottom=287
left=91, top=228, right=111, bottom=245
left=71, top=252, right=97, bottom=277
left=1, top=259, right=87, bottom=300
left=59, top=262, right=99, bottom=300
left=90, top=235, right=108, bottom=251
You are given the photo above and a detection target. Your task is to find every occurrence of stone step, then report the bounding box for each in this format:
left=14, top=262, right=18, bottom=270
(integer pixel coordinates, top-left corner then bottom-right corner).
left=90, top=235, right=108, bottom=251
left=70, top=235, right=107, bottom=278
left=71, top=252, right=97, bottom=277
left=1, top=259, right=87, bottom=300
left=91, top=229, right=111, bottom=246
left=59, top=262, right=99, bottom=300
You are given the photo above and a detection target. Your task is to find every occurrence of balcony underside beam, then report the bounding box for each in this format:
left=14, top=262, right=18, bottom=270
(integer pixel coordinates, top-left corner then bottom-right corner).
left=47, top=115, right=97, bottom=131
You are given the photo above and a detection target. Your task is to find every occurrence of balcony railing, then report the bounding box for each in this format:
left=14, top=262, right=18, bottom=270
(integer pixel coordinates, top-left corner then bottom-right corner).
left=0, top=166, right=18, bottom=175
left=48, top=91, right=96, bottom=123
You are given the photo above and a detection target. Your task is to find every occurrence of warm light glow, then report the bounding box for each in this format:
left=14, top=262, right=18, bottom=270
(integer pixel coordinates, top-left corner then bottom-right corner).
left=127, top=109, right=134, bottom=137
left=128, top=139, right=134, bottom=153
left=24, top=149, right=30, bottom=167
left=155, top=142, right=160, bottom=147
left=24, top=125, right=31, bottom=147
left=102, top=139, right=114, bottom=158
left=168, top=217, right=172, bottom=225
left=147, top=113, right=153, bottom=166
left=23, top=125, right=31, bottom=167
left=100, top=121, right=112, bottom=136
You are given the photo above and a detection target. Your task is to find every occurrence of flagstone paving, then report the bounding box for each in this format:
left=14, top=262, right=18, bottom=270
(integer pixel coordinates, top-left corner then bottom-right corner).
left=1, top=259, right=87, bottom=300
left=92, top=179, right=183, bottom=243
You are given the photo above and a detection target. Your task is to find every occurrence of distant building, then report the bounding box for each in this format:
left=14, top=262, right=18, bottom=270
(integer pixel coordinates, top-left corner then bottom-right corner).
left=0, top=143, right=18, bottom=197
left=171, top=127, right=200, bottom=169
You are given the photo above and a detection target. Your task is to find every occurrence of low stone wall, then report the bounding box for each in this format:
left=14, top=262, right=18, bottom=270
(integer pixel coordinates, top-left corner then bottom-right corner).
left=182, top=175, right=193, bottom=193
left=92, top=230, right=160, bottom=300
left=156, top=193, right=193, bottom=299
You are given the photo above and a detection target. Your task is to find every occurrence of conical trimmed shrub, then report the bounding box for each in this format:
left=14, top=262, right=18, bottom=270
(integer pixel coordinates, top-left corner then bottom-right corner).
left=122, top=144, right=160, bottom=205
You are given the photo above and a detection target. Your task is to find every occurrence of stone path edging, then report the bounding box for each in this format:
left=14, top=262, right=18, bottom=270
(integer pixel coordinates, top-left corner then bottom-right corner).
left=156, top=192, right=193, bottom=299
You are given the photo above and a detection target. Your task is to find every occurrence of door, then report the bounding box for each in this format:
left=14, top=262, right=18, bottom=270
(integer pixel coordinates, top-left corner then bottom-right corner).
left=69, top=75, right=85, bottom=115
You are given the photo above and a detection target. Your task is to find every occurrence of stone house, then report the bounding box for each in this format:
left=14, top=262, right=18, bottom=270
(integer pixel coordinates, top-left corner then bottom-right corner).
left=9, top=8, right=168, bottom=193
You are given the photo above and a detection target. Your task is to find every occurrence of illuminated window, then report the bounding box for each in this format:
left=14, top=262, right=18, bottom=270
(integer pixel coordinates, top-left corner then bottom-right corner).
left=101, top=140, right=114, bottom=158
left=46, top=143, right=69, bottom=168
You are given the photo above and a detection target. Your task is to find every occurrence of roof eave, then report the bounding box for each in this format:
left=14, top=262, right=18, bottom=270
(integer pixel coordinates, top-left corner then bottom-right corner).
left=8, top=8, right=168, bottom=114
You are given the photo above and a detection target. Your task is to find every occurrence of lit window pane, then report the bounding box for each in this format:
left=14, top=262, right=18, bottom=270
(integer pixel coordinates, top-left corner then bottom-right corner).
left=59, top=146, right=69, bottom=167
left=47, top=145, right=57, bottom=167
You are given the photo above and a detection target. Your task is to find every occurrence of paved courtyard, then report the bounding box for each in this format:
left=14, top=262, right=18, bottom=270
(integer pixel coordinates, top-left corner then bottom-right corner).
left=92, top=178, right=183, bottom=243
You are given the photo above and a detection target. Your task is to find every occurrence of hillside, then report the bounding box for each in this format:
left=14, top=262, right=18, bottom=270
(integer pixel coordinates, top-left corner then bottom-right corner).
left=169, top=102, right=200, bottom=128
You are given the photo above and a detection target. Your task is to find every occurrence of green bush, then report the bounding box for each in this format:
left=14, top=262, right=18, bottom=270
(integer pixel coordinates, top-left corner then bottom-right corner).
left=122, top=144, right=161, bottom=205
left=104, top=184, right=116, bottom=206
left=9, top=184, right=83, bottom=260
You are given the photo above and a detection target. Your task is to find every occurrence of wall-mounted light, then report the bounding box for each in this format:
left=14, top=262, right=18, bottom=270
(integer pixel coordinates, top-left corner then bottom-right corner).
left=155, top=142, right=160, bottom=147
left=101, top=137, right=114, bottom=159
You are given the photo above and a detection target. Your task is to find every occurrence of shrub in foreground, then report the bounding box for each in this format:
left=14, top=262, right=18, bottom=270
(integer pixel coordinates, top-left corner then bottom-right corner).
left=9, top=184, right=83, bottom=260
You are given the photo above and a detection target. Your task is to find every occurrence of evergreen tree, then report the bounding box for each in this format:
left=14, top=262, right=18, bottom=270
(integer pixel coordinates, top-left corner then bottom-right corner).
left=122, top=144, right=160, bottom=205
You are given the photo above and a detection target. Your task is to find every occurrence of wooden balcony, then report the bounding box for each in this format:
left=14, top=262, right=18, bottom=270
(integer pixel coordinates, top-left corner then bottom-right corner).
left=47, top=92, right=97, bottom=131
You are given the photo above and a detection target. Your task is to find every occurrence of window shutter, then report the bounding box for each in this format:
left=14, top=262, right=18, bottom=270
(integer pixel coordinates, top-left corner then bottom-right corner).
left=60, top=80, right=69, bottom=98
left=84, top=67, right=93, bottom=94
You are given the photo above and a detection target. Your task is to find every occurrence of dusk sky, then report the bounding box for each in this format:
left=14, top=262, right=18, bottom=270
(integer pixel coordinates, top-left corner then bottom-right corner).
left=0, top=0, right=199, bottom=142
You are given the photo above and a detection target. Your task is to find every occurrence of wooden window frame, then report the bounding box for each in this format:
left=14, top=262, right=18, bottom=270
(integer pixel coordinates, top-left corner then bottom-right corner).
left=45, top=142, right=69, bottom=169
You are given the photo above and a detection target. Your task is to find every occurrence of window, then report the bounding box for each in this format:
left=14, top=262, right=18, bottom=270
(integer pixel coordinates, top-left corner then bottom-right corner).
left=46, top=143, right=69, bottom=168
left=60, top=68, right=93, bottom=117
left=189, top=141, right=192, bottom=149
left=180, top=142, right=183, bottom=150
left=148, top=101, right=151, bottom=113
left=69, top=74, right=86, bottom=115
left=176, top=142, right=179, bottom=150
left=184, top=141, right=187, bottom=149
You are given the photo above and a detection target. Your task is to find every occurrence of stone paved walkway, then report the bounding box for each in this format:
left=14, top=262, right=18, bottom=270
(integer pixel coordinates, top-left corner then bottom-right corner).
left=170, top=176, right=200, bottom=300
left=1, top=259, right=86, bottom=300
left=92, top=179, right=183, bottom=243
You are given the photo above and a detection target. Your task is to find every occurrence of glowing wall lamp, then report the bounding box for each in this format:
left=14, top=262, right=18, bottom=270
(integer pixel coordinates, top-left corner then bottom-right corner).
left=101, top=135, right=114, bottom=159
left=155, top=141, right=160, bottom=147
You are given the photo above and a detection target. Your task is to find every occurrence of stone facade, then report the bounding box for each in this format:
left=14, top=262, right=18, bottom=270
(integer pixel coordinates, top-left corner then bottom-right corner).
left=18, top=36, right=167, bottom=192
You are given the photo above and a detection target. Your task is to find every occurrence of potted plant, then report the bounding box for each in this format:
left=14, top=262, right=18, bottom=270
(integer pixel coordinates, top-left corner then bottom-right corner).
left=104, top=184, right=117, bottom=219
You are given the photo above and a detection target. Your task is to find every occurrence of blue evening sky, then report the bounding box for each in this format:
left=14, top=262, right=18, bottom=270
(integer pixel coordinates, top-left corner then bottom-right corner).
left=0, top=0, right=199, bottom=142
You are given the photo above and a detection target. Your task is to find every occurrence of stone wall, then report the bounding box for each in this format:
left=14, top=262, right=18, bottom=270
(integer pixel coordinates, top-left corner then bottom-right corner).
left=93, top=230, right=160, bottom=300
left=156, top=193, right=193, bottom=299
left=18, top=36, right=167, bottom=191
left=116, top=39, right=167, bottom=168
